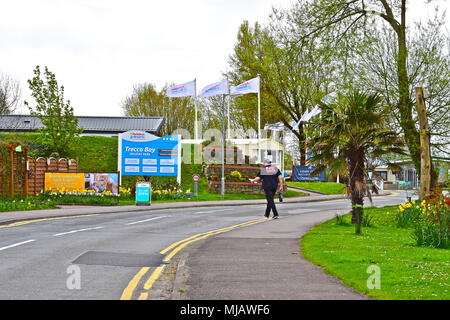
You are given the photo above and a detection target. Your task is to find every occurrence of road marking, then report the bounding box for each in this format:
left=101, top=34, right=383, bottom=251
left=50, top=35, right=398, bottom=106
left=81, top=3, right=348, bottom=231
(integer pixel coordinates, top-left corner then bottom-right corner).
left=121, top=218, right=266, bottom=300
left=125, top=216, right=167, bottom=225
left=161, top=218, right=266, bottom=263
left=53, top=226, right=104, bottom=237
left=0, top=239, right=35, bottom=252
left=160, top=219, right=264, bottom=256
left=193, top=208, right=234, bottom=214
left=0, top=214, right=97, bottom=230
left=143, top=265, right=166, bottom=290
left=120, top=267, right=150, bottom=300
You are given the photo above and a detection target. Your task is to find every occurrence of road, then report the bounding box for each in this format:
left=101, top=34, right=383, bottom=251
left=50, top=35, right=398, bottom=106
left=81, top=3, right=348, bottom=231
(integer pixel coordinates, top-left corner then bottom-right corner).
left=0, top=191, right=407, bottom=300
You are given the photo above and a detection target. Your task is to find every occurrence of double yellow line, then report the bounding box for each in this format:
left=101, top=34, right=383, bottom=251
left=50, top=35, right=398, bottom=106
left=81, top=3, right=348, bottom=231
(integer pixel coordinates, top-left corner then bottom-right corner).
left=120, top=218, right=266, bottom=300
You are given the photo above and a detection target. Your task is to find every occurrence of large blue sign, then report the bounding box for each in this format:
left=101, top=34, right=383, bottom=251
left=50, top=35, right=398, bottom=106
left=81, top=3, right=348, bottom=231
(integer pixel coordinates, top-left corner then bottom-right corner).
left=293, top=166, right=325, bottom=182
left=118, top=131, right=181, bottom=177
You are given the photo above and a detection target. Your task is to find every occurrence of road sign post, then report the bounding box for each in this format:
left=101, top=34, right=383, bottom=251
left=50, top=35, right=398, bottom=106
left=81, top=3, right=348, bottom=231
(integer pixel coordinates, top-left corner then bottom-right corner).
left=192, top=174, right=200, bottom=198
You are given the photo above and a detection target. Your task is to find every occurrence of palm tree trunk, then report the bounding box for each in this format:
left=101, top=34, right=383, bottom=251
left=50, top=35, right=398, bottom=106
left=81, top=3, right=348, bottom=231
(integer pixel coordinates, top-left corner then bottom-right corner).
left=348, top=147, right=365, bottom=231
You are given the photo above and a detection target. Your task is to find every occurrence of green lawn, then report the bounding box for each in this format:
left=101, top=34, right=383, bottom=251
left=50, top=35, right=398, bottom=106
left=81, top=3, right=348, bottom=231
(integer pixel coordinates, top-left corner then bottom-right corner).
left=301, top=206, right=450, bottom=300
left=287, top=181, right=347, bottom=195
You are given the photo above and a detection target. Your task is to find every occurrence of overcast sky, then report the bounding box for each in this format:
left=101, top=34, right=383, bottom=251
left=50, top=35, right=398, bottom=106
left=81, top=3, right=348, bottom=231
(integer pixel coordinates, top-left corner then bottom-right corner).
left=1, top=0, right=449, bottom=117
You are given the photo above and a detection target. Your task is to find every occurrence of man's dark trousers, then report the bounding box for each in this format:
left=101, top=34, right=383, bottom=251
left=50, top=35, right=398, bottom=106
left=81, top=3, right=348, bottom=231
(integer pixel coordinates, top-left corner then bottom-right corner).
left=264, top=187, right=279, bottom=218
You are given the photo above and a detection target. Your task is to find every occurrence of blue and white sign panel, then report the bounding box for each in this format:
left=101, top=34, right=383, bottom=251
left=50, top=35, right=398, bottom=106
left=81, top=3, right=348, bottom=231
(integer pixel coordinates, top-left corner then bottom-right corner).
left=293, top=166, right=325, bottom=182
left=118, top=131, right=181, bottom=181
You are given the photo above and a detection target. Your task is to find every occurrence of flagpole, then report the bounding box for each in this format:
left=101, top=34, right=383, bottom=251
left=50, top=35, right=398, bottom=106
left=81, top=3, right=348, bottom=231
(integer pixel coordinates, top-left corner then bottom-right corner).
left=194, top=79, right=198, bottom=141
left=221, top=94, right=226, bottom=199
left=257, top=74, right=261, bottom=163
left=227, top=95, right=231, bottom=139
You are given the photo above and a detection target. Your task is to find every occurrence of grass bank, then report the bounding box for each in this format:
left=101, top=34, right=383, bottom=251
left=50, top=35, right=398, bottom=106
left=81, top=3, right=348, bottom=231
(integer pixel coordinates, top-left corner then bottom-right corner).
left=287, top=181, right=346, bottom=195
left=301, top=206, right=450, bottom=300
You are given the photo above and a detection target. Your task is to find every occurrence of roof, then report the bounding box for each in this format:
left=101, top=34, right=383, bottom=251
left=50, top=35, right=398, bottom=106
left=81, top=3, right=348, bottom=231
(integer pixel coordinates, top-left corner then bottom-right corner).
left=0, top=114, right=164, bottom=135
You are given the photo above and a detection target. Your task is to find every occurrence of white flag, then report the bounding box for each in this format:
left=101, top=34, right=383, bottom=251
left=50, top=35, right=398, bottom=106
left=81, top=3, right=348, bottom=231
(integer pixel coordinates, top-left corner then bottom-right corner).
left=230, top=77, right=259, bottom=96
left=293, top=109, right=311, bottom=129
left=166, top=79, right=196, bottom=98
left=199, top=79, right=229, bottom=98
left=303, top=105, right=321, bottom=121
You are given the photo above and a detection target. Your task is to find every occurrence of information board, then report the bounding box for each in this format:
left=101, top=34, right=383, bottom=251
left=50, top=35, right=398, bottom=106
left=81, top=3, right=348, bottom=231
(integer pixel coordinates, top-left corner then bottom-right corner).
left=293, top=166, right=325, bottom=182
left=45, top=172, right=119, bottom=195
left=118, top=131, right=181, bottom=182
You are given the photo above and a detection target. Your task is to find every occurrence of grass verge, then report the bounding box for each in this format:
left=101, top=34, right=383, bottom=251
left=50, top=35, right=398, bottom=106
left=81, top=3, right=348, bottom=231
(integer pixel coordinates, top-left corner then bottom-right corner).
left=287, top=181, right=346, bottom=195
left=301, top=206, right=450, bottom=300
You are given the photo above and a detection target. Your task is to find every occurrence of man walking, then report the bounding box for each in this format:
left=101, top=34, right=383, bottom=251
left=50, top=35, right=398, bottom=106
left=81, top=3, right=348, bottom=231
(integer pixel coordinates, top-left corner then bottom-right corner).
left=249, top=159, right=283, bottom=219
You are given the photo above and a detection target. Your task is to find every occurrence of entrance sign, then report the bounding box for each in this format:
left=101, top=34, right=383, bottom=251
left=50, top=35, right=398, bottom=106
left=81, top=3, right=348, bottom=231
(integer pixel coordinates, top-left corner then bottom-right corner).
left=118, top=131, right=182, bottom=185
left=293, top=166, right=325, bottom=182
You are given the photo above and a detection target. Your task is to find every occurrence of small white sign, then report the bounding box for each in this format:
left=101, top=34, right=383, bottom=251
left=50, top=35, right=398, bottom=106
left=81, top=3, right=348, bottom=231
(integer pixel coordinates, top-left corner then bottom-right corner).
left=125, top=158, right=140, bottom=165
left=160, top=159, right=175, bottom=166
left=160, top=167, right=175, bottom=173
left=142, top=158, right=157, bottom=165
left=142, top=166, right=157, bottom=173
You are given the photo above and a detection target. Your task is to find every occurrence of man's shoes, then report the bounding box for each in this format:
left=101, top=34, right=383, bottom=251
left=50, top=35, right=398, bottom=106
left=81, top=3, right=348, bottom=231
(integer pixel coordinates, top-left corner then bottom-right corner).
left=264, top=216, right=270, bottom=219
left=272, top=216, right=279, bottom=220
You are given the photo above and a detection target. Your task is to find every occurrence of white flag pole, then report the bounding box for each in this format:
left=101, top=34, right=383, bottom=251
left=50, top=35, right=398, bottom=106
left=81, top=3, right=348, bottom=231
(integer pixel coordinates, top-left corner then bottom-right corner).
left=257, top=74, right=261, bottom=163
left=194, top=79, right=198, bottom=141
left=227, top=95, right=231, bottom=139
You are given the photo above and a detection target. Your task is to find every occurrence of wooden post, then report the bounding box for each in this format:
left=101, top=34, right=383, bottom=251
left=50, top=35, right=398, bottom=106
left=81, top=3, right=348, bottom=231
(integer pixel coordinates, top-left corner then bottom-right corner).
left=415, top=87, right=431, bottom=201
left=10, top=145, right=14, bottom=198
left=24, top=147, right=28, bottom=198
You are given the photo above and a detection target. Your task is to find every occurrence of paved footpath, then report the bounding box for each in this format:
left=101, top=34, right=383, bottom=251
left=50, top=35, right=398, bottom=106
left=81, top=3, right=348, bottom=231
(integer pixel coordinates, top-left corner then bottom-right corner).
left=171, top=210, right=368, bottom=300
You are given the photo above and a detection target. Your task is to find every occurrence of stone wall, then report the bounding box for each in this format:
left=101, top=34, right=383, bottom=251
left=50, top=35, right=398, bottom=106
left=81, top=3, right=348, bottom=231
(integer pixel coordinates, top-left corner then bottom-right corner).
left=205, top=165, right=261, bottom=179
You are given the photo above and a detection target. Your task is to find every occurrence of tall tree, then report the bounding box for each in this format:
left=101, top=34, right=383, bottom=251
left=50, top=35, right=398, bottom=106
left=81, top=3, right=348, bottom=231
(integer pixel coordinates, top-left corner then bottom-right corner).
left=226, top=19, right=335, bottom=165
left=307, top=90, right=405, bottom=233
left=24, top=66, right=82, bottom=158
left=0, top=73, right=21, bottom=114
left=122, top=83, right=195, bottom=137
left=290, top=0, right=448, bottom=183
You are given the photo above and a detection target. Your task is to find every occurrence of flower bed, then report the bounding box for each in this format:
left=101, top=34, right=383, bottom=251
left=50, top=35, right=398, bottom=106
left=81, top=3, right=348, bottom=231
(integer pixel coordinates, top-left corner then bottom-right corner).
left=396, top=190, right=449, bottom=248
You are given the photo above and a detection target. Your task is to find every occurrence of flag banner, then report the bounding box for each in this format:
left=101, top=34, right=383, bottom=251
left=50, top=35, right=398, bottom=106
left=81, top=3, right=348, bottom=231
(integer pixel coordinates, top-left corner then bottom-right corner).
left=304, top=105, right=321, bottom=121
left=199, top=79, right=228, bottom=98
left=230, top=77, right=259, bottom=96
left=293, top=109, right=311, bottom=128
left=166, top=79, right=196, bottom=97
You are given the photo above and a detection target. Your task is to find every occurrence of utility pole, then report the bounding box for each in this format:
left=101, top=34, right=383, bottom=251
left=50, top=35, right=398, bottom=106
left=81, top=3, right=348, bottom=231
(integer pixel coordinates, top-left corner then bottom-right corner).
left=415, top=87, right=431, bottom=201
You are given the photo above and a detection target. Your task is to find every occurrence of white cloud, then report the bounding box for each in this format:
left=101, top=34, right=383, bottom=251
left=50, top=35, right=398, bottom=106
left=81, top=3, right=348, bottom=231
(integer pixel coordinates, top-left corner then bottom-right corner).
left=1, top=0, right=448, bottom=117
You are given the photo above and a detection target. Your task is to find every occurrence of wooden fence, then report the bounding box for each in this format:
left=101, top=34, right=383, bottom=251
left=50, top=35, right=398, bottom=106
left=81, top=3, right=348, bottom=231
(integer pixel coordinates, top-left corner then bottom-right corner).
left=27, top=157, right=78, bottom=195
left=0, top=156, right=78, bottom=198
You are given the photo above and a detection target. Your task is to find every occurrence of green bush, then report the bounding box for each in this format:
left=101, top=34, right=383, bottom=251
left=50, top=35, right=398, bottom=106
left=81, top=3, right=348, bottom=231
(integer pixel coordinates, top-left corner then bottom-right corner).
left=396, top=202, right=422, bottom=228
left=411, top=194, right=449, bottom=249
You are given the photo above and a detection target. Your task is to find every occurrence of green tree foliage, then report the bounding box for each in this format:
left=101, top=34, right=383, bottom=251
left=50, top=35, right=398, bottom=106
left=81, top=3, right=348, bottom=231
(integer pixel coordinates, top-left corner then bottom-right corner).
left=288, top=0, right=449, bottom=182
left=24, top=66, right=82, bottom=158
left=226, top=19, right=335, bottom=165
left=121, top=83, right=195, bottom=137
left=306, top=90, right=405, bottom=233
left=0, top=73, right=21, bottom=114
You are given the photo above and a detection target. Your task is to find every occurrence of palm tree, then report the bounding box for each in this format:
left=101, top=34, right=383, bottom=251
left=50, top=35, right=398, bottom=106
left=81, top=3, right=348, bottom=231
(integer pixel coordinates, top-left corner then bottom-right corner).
left=307, top=90, right=405, bottom=233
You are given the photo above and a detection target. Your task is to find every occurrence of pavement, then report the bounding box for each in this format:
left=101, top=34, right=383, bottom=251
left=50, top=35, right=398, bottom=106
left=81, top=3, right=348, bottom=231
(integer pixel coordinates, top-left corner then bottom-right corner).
left=170, top=210, right=368, bottom=300
left=0, top=190, right=391, bottom=300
